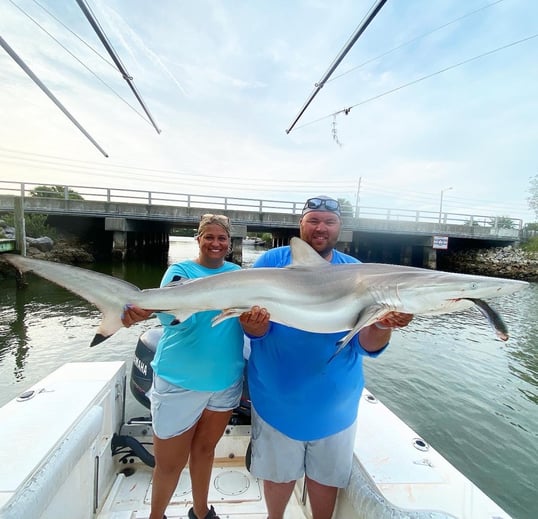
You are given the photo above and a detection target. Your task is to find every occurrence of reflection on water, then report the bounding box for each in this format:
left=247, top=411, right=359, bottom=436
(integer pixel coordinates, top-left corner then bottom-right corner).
left=0, top=238, right=536, bottom=518
left=1, top=286, right=28, bottom=380
left=363, top=293, right=538, bottom=519
left=501, top=285, right=538, bottom=405
left=0, top=238, right=267, bottom=403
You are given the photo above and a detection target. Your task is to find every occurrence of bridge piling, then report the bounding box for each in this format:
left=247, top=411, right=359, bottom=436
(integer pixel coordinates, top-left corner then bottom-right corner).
left=14, top=197, right=26, bottom=257
left=0, top=183, right=523, bottom=267
left=112, top=231, right=127, bottom=260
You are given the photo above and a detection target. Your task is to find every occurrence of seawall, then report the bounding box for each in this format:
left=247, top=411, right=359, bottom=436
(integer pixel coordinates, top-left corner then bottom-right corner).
left=439, top=246, right=538, bottom=281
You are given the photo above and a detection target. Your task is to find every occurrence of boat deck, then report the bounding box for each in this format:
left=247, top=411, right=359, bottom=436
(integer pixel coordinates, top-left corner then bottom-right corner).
left=0, top=361, right=513, bottom=519
left=99, top=423, right=310, bottom=519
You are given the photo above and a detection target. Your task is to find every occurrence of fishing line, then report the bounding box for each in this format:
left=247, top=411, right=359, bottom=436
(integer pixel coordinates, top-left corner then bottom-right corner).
left=29, top=0, right=117, bottom=70
left=296, top=33, right=538, bottom=130
left=7, top=0, right=152, bottom=127
left=328, top=0, right=506, bottom=84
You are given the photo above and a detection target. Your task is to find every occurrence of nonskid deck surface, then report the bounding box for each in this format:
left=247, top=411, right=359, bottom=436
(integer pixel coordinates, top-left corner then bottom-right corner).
left=99, top=457, right=308, bottom=519
left=100, top=422, right=309, bottom=519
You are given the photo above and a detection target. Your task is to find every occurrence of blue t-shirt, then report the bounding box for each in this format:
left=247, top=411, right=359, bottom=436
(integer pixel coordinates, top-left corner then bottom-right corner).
left=247, top=245, right=385, bottom=441
left=151, top=260, right=244, bottom=391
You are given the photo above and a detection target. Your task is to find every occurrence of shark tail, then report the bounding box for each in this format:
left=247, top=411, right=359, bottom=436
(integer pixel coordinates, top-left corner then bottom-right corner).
left=91, top=333, right=110, bottom=347
left=3, top=253, right=143, bottom=347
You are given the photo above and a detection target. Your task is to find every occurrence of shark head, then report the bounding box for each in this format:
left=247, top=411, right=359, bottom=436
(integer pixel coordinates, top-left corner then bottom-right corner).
left=379, top=267, right=528, bottom=315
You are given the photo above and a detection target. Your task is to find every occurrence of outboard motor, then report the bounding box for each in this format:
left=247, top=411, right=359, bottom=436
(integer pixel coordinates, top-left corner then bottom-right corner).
left=130, top=327, right=162, bottom=409
left=120, top=327, right=251, bottom=468
left=129, top=327, right=251, bottom=424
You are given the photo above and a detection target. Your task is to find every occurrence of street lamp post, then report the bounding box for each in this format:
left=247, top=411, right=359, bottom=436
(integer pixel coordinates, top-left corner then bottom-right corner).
left=439, top=187, right=453, bottom=223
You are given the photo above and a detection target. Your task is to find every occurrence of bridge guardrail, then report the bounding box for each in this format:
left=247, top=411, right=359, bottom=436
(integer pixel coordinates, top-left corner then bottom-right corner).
left=0, top=180, right=523, bottom=234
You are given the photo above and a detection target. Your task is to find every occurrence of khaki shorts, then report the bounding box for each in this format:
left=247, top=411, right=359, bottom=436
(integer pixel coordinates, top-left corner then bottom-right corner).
left=249, top=406, right=357, bottom=487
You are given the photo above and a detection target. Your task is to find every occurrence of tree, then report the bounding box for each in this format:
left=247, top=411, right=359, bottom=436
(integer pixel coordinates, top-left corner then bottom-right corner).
left=464, top=218, right=481, bottom=226
left=524, top=222, right=538, bottom=231
left=527, top=174, right=538, bottom=219
left=0, top=212, right=56, bottom=238
left=489, top=216, right=516, bottom=229
left=31, top=185, right=83, bottom=200
left=338, top=198, right=354, bottom=217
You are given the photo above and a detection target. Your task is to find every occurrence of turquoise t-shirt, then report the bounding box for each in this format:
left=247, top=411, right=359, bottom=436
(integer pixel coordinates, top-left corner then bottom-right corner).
left=151, top=260, right=244, bottom=391
left=247, top=245, right=386, bottom=441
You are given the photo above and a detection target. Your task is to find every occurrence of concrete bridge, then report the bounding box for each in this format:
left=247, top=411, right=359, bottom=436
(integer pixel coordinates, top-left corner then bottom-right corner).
left=0, top=181, right=522, bottom=267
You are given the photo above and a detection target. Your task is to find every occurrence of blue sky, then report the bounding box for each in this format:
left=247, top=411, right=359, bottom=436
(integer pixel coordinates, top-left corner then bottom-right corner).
left=1, top=0, right=537, bottom=222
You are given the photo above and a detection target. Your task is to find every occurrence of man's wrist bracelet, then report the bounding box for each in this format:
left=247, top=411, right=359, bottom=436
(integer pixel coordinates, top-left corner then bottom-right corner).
left=374, top=322, right=392, bottom=330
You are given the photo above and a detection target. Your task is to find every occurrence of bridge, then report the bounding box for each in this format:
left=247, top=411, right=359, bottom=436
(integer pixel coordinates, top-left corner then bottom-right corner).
left=0, top=181, right=521, bottom=267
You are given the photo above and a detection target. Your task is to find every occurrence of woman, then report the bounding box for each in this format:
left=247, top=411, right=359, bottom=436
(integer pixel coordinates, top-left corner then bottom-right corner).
left=122, top=214, right=244, bottom=519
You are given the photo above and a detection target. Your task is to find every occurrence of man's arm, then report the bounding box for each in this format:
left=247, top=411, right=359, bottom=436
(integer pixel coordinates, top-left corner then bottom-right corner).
left=358, top=312, right=413, bottom=352
left=240, top=308, right=413, bottom=348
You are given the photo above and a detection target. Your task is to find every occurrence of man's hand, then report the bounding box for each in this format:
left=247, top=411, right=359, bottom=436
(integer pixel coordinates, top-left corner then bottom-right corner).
left=375, top=311, right=413, bottom=330
left=360, top=311, right=413, bottom=352
left=240, top=305, right=270, bottom=337
left=121, top=304, right=155, bottom=328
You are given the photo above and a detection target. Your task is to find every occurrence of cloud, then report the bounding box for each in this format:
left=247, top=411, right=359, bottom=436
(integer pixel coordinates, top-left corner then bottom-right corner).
left=1, top=0, right=536, bottom=222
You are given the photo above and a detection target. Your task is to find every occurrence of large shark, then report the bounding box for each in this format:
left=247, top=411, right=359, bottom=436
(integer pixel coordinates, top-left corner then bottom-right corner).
left=3, top=238, right=528, bottom=350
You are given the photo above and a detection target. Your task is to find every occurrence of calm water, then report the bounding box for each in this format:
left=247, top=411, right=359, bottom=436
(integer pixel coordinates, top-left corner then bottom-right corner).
left=0, top=237, right=536, bottom=518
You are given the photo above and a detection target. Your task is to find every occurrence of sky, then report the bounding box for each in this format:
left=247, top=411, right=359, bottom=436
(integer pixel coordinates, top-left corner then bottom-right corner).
left=0, top=0, right=537, bottom=223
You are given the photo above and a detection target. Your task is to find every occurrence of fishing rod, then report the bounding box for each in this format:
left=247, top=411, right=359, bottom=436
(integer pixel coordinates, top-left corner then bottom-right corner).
left=285, top=0, right=388, bottom=134
left=75, top=0, right=161, bottom=135
left=0, top=35, right=109, bottom=158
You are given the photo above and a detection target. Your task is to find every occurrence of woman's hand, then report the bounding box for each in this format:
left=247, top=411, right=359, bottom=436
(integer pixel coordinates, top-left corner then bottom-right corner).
left=121, top=304, right=155, bottom=328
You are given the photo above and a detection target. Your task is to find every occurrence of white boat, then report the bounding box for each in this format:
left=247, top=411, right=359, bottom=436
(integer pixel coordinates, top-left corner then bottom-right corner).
left=243, top=237, right=266, bottom=246
left=0, top=350, right=513, bottom=519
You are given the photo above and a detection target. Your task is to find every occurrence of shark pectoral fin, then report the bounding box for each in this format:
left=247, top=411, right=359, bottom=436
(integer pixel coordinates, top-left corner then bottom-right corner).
left=329, top=324, right=363, bottom=362
left=329, top=305, right=389, bottom=362
left=336, top=326, right=361, bottom=351
left=327, top=329, right=360, bottom=364
left=211, top=308, right=252, bottom=327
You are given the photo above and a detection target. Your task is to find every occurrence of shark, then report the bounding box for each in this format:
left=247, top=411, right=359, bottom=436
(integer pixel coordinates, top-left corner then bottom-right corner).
left=2, top=237, right=528, bottom=351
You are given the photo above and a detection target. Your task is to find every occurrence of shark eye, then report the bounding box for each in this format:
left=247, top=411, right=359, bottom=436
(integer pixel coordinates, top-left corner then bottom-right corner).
left=470, top=282, right=478, bottom=290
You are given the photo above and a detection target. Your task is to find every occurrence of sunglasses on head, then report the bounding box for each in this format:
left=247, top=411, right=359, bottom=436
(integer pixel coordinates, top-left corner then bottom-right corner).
left=200, top=214, right=230, bottom=223
left=303, top=198, right=340, bottom=212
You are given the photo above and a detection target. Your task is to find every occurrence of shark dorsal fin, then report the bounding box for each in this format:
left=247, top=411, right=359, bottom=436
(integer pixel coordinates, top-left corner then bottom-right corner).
left=289, top=237, right=330, bottom=268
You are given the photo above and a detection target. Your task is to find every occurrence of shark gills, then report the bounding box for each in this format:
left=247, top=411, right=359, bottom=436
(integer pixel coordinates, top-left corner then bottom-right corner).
left=3, top=238, right=528, bottom=351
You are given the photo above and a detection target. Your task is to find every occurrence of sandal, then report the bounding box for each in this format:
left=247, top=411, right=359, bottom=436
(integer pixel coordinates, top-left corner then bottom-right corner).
left=188, top=505, right=219, bottom=519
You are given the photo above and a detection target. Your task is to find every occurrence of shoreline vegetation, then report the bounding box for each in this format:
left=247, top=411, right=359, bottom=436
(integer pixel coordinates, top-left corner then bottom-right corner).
left=1, top=217, right=537, bottom=281
left=4, top=239, right=538, bottom=283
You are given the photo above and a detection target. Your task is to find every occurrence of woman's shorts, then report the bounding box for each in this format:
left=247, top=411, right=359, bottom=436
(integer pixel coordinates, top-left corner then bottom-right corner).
left=149, top=375, right=243, bottom=439
left=249, top=406, right=357, bottom=488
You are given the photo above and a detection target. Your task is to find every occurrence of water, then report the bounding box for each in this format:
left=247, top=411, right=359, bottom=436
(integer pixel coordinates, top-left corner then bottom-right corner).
left=0, top=238, right=536, bottom=518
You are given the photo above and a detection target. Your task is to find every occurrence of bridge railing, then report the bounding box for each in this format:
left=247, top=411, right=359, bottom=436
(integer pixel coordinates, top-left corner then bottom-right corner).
left=0, top=180, right=306, bottom=215
left=0, top=180, right=523, bottom=232
left=354, top=205, right=521, bottom=230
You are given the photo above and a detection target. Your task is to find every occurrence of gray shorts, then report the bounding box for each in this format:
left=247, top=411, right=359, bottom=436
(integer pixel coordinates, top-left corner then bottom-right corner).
left=249, top=406, right=357, bottom=487
left=150, top=375, right=243, bottom=439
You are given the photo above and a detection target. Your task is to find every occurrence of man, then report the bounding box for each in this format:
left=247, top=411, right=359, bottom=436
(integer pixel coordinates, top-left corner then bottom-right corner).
left=240, top=195, right=413, bottom=519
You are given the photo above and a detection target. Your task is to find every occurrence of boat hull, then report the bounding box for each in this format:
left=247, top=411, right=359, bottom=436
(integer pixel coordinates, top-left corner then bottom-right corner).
left=0, top=361, right=513, bottom=519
